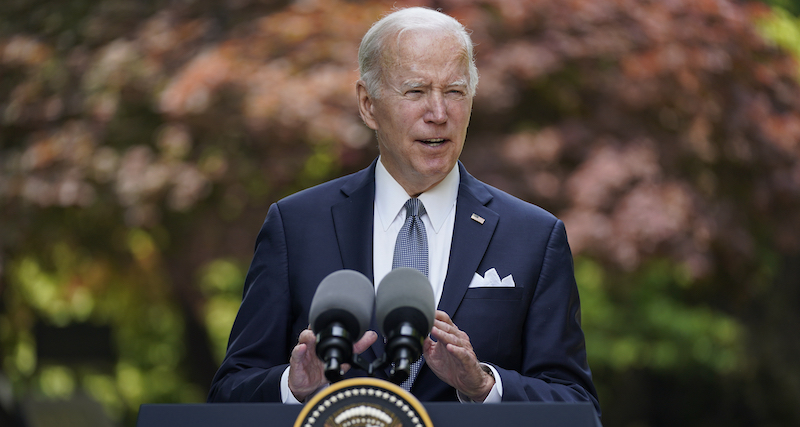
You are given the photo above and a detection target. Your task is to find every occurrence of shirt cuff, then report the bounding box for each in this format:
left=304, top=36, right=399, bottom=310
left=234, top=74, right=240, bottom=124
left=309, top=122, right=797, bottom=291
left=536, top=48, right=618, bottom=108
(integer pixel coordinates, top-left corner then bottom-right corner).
left=456, top=363, right=503, bottom=403
left=280, top=366, right=302, bottom=404
left=280, top=365, right=330, bottom=404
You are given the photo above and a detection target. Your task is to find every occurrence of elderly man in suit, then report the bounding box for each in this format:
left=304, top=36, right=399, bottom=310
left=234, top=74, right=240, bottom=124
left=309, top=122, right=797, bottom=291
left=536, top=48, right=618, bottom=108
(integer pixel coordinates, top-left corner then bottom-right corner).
left=207, top=7, right=600, bottom=414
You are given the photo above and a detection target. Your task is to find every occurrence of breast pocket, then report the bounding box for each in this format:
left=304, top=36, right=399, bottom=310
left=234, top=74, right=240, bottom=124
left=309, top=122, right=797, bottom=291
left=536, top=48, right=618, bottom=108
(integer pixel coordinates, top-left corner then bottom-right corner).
left=455, top=287, right=526, bottom=365
left=463, top=286, right=524, bottom=300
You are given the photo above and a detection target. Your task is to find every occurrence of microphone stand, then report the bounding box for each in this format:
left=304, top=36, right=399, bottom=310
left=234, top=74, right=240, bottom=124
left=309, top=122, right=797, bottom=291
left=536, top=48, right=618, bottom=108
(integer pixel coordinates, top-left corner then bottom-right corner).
left=316, top=322, right=354, bottom=383
left=348, top=321, right=426, bottom=385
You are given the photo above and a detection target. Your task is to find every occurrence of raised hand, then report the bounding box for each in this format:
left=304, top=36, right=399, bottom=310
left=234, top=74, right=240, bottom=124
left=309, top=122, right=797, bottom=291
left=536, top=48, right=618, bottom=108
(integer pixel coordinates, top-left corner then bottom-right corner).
left=424, top=310, right=495, bottom=402
left=288, top=328, right=377, bottom=401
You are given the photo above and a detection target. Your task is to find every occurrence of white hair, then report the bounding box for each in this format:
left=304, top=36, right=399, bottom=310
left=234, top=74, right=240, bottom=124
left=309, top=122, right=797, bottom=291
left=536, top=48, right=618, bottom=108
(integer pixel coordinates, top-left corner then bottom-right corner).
left=358, top=7, right=479, bottom=98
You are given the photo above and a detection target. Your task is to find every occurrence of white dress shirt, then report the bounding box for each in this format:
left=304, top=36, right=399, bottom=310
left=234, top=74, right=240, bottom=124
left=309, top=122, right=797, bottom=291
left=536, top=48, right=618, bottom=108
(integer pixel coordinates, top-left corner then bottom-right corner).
left=372, top=158, right=458, bottom=307
left=281, top=158, right=502, bottom=403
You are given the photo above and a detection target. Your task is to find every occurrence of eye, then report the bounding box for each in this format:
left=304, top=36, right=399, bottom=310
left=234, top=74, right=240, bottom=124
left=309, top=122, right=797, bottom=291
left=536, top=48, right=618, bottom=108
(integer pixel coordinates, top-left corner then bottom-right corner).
left=404, top=89, right=424, bottom=98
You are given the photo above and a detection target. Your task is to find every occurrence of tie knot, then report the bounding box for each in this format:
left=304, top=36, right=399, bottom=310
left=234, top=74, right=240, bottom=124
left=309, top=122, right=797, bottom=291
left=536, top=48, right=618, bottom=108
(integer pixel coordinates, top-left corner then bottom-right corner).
left=404, top=198, right=425, bottom=218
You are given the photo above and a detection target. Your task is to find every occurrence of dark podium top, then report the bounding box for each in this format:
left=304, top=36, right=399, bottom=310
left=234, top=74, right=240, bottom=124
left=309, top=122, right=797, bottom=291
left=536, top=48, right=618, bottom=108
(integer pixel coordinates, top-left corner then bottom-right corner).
left=137, top=402, right=601, bottom=427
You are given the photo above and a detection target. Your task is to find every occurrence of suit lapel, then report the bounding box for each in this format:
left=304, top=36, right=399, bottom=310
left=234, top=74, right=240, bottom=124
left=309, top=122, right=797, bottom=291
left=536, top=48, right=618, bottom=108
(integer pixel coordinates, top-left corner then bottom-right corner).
left=331, top=164, right=375, bottom=281
left=330, top=161, right=384, bottom=367
left=438, top=163, right=498, bottom=316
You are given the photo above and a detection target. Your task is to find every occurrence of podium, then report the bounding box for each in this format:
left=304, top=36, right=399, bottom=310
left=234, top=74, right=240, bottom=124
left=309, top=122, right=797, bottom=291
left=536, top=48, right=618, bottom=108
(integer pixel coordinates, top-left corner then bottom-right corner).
left=137, top=402, right=601, bottom=427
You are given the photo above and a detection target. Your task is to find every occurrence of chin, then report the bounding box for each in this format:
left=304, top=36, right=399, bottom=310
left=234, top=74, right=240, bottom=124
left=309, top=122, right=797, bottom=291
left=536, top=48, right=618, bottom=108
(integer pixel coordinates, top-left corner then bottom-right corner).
left=424, top=159, right=457, bottom=175
left=415, top=168, right=451, bottom=187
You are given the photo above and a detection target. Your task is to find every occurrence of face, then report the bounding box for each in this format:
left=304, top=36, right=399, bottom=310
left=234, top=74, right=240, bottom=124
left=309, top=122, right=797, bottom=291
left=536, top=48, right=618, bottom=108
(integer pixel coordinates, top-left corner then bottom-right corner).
left=358, top=29, right=473, bottom=195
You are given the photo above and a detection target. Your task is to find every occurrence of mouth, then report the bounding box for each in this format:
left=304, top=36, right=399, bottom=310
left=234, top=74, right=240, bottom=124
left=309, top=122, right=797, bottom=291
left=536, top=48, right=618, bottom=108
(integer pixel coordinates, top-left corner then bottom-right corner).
left=419, top=138, right=447, bottom=147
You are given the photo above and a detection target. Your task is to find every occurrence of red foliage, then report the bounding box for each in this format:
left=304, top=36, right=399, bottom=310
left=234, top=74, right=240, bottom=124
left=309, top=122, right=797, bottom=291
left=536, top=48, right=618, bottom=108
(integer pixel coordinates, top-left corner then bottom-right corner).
left=448, top=0, right=800, bottom=285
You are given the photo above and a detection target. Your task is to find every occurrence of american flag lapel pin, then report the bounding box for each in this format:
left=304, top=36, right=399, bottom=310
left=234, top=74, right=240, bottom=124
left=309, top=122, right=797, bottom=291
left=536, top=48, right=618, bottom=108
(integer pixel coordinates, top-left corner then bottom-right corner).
left=471, top=213, right=485, bottom=224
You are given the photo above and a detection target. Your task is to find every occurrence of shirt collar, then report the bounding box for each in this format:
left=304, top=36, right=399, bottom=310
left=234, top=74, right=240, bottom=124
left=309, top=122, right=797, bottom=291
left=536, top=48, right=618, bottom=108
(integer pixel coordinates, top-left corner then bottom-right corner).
left=375, top=157, right=460, bottom=234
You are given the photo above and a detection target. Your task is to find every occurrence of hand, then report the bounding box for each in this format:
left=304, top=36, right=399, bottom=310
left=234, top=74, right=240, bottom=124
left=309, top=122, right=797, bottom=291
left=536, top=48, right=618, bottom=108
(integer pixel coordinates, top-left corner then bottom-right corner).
left=424, top=311, right=495, bottom=402
left=288, top=328, right=377, bottom=402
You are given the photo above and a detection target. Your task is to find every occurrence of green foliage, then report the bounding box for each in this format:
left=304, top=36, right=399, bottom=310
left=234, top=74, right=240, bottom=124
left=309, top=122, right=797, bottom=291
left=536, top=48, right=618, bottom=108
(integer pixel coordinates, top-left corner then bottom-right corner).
left=2, top=231, right=206, bottom=422
left=577, top=257, right=743, bottom=374
left=761, top=0, right=800, bottom=16
left=757, top=6, right=800, bottom=77
left=198, top=259, right=245, bottom=363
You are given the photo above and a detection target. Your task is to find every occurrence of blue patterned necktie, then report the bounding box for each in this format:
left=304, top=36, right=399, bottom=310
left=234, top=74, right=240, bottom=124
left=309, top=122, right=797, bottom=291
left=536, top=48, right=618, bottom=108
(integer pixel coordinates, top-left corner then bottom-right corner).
left=392, top=198, right=428, bottom=391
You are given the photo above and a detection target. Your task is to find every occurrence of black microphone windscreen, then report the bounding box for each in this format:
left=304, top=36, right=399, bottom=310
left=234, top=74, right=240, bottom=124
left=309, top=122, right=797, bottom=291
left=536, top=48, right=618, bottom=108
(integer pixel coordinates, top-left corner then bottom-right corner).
left=308, top=270, right=375, bottom=339
left=376, top=267, right=435, bottom=337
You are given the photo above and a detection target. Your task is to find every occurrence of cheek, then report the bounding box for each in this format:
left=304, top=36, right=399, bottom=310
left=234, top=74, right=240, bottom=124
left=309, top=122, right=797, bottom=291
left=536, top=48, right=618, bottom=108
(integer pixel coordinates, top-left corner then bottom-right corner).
left=450, top=104, right=472, bottom=124
left=397, top=106, right=423, bottom=128
left=379, top=106, right=415, bottom=132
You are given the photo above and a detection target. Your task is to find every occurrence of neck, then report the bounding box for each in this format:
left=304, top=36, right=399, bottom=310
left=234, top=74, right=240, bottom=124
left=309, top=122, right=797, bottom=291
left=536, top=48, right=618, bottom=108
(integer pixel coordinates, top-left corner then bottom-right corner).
left=378, top=159, right=450, bottom=197
left=400, top=177, right=444, bottom=198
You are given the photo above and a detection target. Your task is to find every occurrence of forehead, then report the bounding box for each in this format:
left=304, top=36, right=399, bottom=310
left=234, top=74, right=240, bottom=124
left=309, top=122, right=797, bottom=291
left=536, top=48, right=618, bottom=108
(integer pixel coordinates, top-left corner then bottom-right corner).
left=382, top=29, right=469, bottom=81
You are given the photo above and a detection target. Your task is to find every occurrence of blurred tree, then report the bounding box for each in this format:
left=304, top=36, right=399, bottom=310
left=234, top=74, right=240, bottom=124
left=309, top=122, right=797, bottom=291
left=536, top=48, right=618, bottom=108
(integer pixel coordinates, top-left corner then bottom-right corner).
left=457, top=0, right=800, bottom=425
left=0, top=1, right=384, bottom=424
left=1, top=0, right=799, bottom=426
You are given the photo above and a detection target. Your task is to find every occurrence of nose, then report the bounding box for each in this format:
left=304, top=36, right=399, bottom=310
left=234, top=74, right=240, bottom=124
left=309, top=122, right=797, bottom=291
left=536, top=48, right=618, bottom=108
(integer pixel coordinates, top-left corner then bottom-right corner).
left=424, top=91, right=447, bottom=124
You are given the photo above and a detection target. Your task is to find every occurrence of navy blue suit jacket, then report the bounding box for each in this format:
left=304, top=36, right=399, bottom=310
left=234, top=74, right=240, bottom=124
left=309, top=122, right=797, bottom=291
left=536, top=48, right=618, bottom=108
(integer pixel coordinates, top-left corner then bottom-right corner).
left=207, top=160, right=599, bottom=414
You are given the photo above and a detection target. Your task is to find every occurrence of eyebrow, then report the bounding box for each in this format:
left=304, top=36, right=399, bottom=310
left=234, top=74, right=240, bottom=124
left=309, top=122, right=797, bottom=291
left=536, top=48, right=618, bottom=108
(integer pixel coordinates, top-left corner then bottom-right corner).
left=403, top=81, right=426, bottom=89
left=401, top=79, right=468, bottom=88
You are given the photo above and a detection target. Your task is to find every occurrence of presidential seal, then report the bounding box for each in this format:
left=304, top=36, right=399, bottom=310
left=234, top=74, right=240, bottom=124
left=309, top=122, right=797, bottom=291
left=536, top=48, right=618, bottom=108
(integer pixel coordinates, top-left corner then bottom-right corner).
left=293, top=378, right=433, bottom=427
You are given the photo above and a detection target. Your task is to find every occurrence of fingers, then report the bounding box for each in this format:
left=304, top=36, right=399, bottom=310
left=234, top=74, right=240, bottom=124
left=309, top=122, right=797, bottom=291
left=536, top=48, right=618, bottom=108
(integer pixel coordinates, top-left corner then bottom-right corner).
left=431, top=310, right=452, bottom=339
left=429, top=312, right=480, bottom=374
left=431, top=311, right=471, bottom=351
left=444, top=342, right=475, bottom=364
left=294, top=329, right=376, bottom=370
left=298, top=328, right=316, bottom=346
left=434, top=309, right=455, bottom=324
left=290, top=342, right=308, bottom=363
left=423, top=336, right=435, bottom=353
left=432, top=310, right=460, bottom=340
left=423, top=312, right=488, bottom=398
left=289, top=327, right=381, bottom=400
left=341, top=331, right=378, bottom=374
left=291, top=330, right=314, bottom=365
left=289, top=328, right=327, bottom=401
left=353, top=331, right=378, bottom=354
left=291, top=329, right=316, bottom=364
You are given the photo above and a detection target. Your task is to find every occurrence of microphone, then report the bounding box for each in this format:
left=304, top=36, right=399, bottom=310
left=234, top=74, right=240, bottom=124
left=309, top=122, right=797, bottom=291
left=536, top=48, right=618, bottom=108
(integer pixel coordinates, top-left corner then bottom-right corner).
left=376, top=267, right=435, bottom=384
left=308, top=270, right=375, bottom=383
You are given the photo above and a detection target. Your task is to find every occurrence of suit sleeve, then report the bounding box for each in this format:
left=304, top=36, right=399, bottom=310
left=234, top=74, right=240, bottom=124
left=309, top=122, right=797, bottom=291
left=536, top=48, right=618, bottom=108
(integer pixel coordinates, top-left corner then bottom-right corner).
left=207, top=203, right=292, bottom=402
left=494, top=219, right=600, bottom=415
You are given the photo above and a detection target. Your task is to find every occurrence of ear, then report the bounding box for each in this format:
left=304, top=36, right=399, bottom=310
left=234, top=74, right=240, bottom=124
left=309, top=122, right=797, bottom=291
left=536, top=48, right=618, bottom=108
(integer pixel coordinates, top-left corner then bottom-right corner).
left=356, top=80, right=379, bottom=131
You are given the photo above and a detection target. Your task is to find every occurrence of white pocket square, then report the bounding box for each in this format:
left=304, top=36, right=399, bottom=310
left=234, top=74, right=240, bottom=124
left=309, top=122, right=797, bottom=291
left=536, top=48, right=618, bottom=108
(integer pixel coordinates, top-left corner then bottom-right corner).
left=468, top=268, right=515, bottom=288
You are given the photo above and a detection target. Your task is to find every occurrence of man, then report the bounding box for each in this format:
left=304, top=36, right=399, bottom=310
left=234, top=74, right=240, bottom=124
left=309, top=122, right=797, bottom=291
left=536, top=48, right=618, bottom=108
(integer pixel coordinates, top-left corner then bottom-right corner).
left=208, top=7, right=600, bottom=414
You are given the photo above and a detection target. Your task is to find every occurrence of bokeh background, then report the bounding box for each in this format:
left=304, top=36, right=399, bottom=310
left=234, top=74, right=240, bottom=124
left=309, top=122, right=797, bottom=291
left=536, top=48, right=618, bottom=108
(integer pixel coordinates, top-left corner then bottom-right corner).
left=2, top=0, right=800, bottom=426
